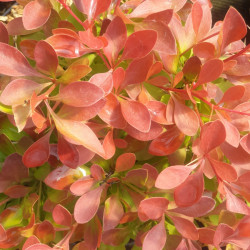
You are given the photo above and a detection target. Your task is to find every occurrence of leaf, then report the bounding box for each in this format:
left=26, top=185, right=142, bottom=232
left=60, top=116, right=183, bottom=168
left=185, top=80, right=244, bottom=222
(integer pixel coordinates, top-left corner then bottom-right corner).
left=102, top=228, right=129, bottom=246
left=12, top=104, right=31, bottom=132
left=22, top=236, right=40, bottom=250
left=213, top=223, right=234, bottom=248
left=79, top=29, right=105, bottom=49
left=170, top=196, right=215, bottom=217
left=74, top=185, right=104, bottom=224
left=22, top=0, right=51, bottom=30
left=196, top=59, right=224, bottom=85
left=0, top=224, right=6, bottom=242
left=193, top=42, right=215, bottom=60
left=121, top=30, right=157, bottom=60
left=220, top=7, right=247, bottom=53
left=123, top=169, right=148, bottom=188
left=35, top=220, right=55, bottom=244
left=70, top=177, right=95, bottom=196
left=103, top=16, right=127, bottom=64
left=142, top=163, right=158, bottom=189
left=58, top=134, right=79, bottom=169
left=103, top=195, right=124, bottom=231
left=138, top=197, right=168, bottom=222
left=0, top=22, right=8, bottom=44
left=57, top=81, right=104, bottom=107
left=115, top=153, right=136, bottom=172
left=26, top=243, right=52, bottom=250
left=34, top=41, right=58, bottom=77
left=47, top=105, right=105, bottom=157
left=200, top=120, right=226, bottom=154
left=90, top=164, right=105, bottom=181
left=240, top=134, right=250, bottom=154
left=182, top=56, right=201, bottom=82
left=174, top=169, right=204, bottom=207
left=20, top=39, right=37, bottom=60
left=170, top=216, right=199, bottom=241
left=145, top=9, right=173, bottom=25
left=4, top=185, right=30, bottom=198
left=121, top=100, right=151, bottom=133
left=208, top=158, right=237, bottom=182
left=44, top=165, right=83, bottom=190
left=218, top=85, right=245, bottom=104
left=103, top=130, right=116, bottom=160
left=52, top=204, right=72, bottom=227
left=198, top=228, right=215, bottom=245
left=172, top=96, right=199, bottom=136
left=142, top=217, right=166, bottom=250
left=155, top=165, right=193, bottom=190
left=149, top=126, right=185, bottom=156
left=23, top=131, right=51, bottom=168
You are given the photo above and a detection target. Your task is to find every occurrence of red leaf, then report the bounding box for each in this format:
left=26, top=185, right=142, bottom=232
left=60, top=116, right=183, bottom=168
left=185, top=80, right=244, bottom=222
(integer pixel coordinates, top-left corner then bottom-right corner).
left=155, top=165, right=193, bottom=190
left=52, top=204, right=72, bottom=227
left=218, top=85, right=245, bottom=104
left=4, top=185, right=30, bottom=198
left=123, top=169, right=148, bottom=188
left=240, top=134, right=250, bottom=154
left=142, top=217, right=166, bottom=250
left=103, top=16, right=127, bottom=64
left=171, top=216, right=199, bottom=241
left=193, top=42, right=215, bottom=60
left=22, top=236, right=40, bottom=250
left=149, top=126, right=185, bottom=156
left=34, top=41, right=58, bottom=77
left=198, top=228, right=215, bottom=245
left=172, top=96, right=199, bottom=136
left=115, top=153, right=136, bottom=172
left=145, top=9, right=173, bottom=25
left=213, top=223, right=234, bottom=248
left=23, top=0, right=51, bottom=30
left=103, top=130, right=116, bottom=159
left=122, top=53, right=154, bottom=86
left=103, top=195, right=124, bottom=231
left=70, top=177, right=95, bottom=196
left=208, top=158, right=237, bottom=182
left=192, top=1, right=203, bottom=35
left=44, top=165, right=83, bottom=190
left=0, top=43, right=41, bottom=77
left=23, top=131, right=51, bottom=168
left=196, top=59, right=224, bottom=85
left=102, top=228, right=129, bottom=246
left=57, top=81, right=104, bottom=107
left=170, top=196, right=215, bottom=217
left=145, top=101, right=168, bottom=125
left=200, top=120, right=226, bottom=154
left=98, top=93, right=127, bottom=129
left=113, top=67, right=125, bottom=92
left=121, top=100, right=151, bottom=133
left=79, top=29, right=105, bottom=49
left=0, top=224, right=6, bottom=242
left=142, top=163, right=158, bottom=189
left=35, top=220, right=55, bottom=243
left=58, top=134, right=79, bottom=169
left=121, top=30, right=157, bottom=60
left=26, top=243, right=52, bottom=250
left=174, top=169, right=204, bottom=207
left=0, top=22, right=8, bottom=44
left=20, top=40, right=37, bottom=60
left=220, top=7, right=247, bottom=53
left=182, top=56, right=201, bottom=81
left=138, top=197, right=168, bottom=222
left=74, top=185, right=104, bottom=224
left=236, top=216, right=250, bottom=237
left=90, top=164, right=105, bottom=181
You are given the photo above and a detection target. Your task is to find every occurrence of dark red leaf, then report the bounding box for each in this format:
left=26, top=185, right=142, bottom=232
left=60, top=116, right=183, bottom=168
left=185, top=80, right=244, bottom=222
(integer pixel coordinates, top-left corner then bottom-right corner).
left=115, top=153, right=136, bottom=172
left=52, top=204, right=72, bottom=227
left=0, top=22, right=8, bottom=44
left=182, top=56, right=201, bottom=81
left=4, top=185, right=30, bottom=198
left=102, top=228, right=129, bottom=246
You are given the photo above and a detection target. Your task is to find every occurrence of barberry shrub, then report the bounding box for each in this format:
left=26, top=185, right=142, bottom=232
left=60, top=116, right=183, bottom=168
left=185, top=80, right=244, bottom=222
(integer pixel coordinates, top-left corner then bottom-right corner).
left=0, top=0, right=249, bottom=249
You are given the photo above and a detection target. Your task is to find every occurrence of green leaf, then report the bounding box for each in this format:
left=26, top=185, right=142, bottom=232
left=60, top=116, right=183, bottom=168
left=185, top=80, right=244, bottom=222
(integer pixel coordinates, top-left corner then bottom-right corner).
left=34, top=163, right=51, bottom=181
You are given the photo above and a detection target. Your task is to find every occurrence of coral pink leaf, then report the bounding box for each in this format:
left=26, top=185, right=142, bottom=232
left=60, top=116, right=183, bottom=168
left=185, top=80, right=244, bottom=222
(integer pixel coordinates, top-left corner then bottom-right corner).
left=142, top=163, right=158, bottom=189
left=103, top=16, right=127, bottom=64
left=22, top=236, right=40, bottom=250
left=174, top=169, right=204, bottom=207
left=47, top=106, right=105, bottom=157
left=196, top=59, right=224, bottom=85
left=113, top=67, right=125, bottom=92
left=209, top=158, right=237, bottom=182
left=198, top=228, right=215, bottom=245
left=122, top=53, right=154, bottom=86
left=0, top=43, right=41, bottom=77
left=52, top=204, right=72, bottom=227
left=155, top=165, right=192, bottom=190
left=115, top=153, right=136, bottom=172
left=142, top=217, right=166, bottom=250
left=44, top=165, right=83, bottom=190
left=171, top=216, right=199, bottom=241
left=26, top=244, right=52, bottom=250
left=200, top=120, right=226, bottom=154
left=57, top=81, right=104, bottom=107
left=170, top=196, right=215, bottom=217
left=193, top=42, right=215, bottom=60
left=121, top=100, right=151, bottom=133
left=121, top=30, right=157, bottom=60
left=123, top=169, right=148, bottom=188
left=35, top=220, right=55, bottom=244
left=90, top=164, right=105, bottom=181
left=70, top=177, right=95, bottom=196
left=20, top=40, right=37, bottom=60
left=77, top=145, right=95, bottom=166
left=145, top=9, right=173, bottom=25
left=172, top=96, right=199, bottom=136
left=98, top=93, right=127, bottom=129
left=218, top=85, right=245, bottom=104
left=74, top=0, right=111, bottom=22
left=103, top=195, right=124, bottom=231
left=146, top=101, right=168, bottom=125
left=0, top=22, right=8, bottom=44
left=235, top=216, right=250, bottom=237
left=4, top=185, right=30, bottom=198
left=74, top=185, right=104, bottom=224
left=22, top=0, right=51, bottom=30
left=0, top=224, right=6, bottom=242
left=220, top=7, right=247, bottom=53
left=58, top=134, right=79, bottom=169
left=149, top=126, right=185, bottom=156
left=224, top=186, right=250, bottom=215
left=192, top=1, right=203, bottom=35
left=34, top=41, right=58, bottom=77
left=103, top=130, right=116, bottom=160
left=240, top=134, right=250, bottom=154
left=138, top=197, right=169, bottom=222
left=23, top=131, right=51, bottom=168
left=102, top=228, right=129, bottom=246
left=79, top=29, right=105, bottom=49
left=213, top=223, right=234, bottom=248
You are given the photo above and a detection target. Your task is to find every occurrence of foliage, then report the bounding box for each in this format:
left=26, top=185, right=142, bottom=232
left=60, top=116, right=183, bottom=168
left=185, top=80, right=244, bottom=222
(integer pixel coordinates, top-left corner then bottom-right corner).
left=0, top=0, right=250, bottom=249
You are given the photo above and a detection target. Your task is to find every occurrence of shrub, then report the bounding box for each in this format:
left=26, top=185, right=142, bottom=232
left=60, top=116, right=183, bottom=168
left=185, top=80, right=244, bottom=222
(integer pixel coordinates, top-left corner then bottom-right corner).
left=0, top=0, right=250, bottom=249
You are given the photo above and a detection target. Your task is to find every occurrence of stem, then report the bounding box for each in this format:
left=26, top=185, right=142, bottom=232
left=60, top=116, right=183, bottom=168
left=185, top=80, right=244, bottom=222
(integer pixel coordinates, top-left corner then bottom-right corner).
left=223, top=43, right=250, bottom=63
left=36, top=181, right=42, bottom=222
left=97, top=51, right=111, bottom=69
